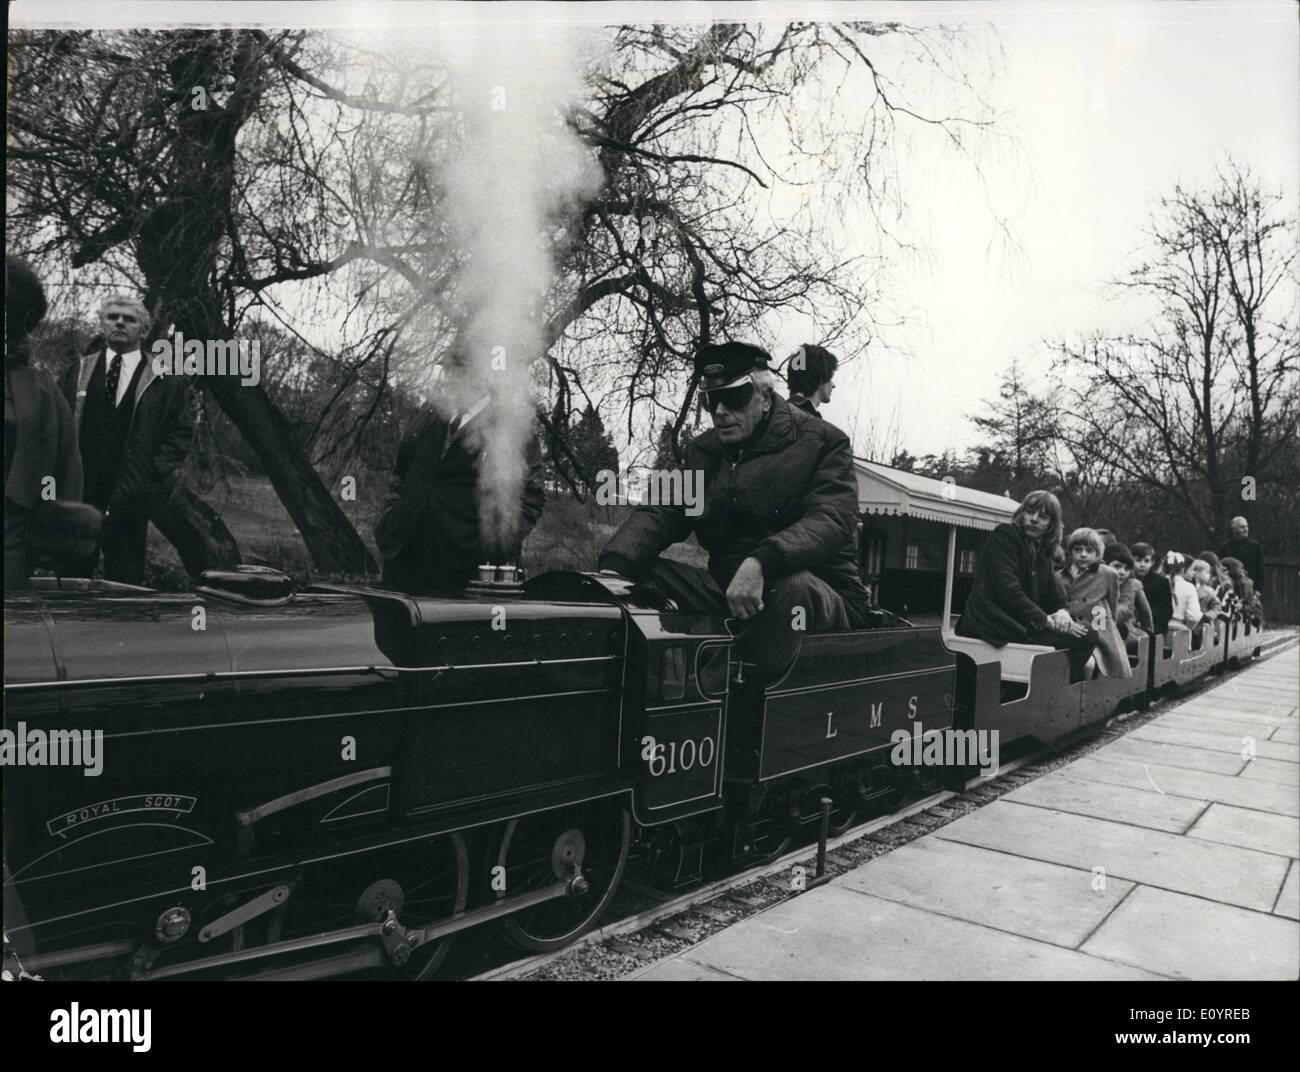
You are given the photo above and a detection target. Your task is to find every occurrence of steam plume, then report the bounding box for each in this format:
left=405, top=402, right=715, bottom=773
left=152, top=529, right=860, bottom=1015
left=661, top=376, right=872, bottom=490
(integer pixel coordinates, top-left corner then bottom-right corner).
left=438, top=23, right=602, bottom=555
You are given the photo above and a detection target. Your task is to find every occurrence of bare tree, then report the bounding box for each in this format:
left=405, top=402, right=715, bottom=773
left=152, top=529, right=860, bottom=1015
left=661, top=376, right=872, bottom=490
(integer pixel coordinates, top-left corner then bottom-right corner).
left=9, top=21, right=1005, bottom=575
left=1052, top=161, right=1299, bottom=543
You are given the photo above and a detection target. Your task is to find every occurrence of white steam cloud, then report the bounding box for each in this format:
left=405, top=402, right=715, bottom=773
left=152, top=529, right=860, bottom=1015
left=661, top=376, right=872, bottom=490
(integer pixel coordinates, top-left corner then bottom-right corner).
left=437, top=24, right=603, bottom=556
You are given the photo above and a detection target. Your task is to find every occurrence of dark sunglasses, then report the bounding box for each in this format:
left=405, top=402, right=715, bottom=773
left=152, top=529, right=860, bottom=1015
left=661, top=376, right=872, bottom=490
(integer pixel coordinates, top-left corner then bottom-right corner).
left=701, top=381, right=755, bottom=414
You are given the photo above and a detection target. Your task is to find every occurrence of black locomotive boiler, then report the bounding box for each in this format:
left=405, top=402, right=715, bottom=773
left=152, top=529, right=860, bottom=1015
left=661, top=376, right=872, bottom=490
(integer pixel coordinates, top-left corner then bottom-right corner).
left=2, top=565, right=1261, bottom=980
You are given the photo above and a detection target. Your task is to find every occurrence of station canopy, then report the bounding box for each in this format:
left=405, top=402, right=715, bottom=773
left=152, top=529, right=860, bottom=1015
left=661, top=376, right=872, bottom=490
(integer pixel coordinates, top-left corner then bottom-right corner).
left=853, top=459, right=1019, bottom=532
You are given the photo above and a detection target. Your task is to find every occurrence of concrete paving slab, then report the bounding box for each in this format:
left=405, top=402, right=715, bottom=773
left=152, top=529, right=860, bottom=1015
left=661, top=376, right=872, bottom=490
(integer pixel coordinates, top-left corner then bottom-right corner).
left=1219, top=672, right=1298, bottom=685
left=1157, top=712, right=1289, bottom=738
left=934, top=800, right=1289, bottom=911
left=641, top=886, right=1161, bottom=980
left=1175, top=698, right=1296, bottom=719
left=1081, top=885, right=1299, bottom=980
left=1061, top=755, right=1300, bottom=817
left=1187, top=803, right=1300, bottom=859
left=1240, top=758, right=1300, bottom=785
left=1169, top=704, right=1295, bottom=728
left=1214, top=698, right=1298, bottom=712
left=1098, top=736, right=1246, bottom=775
left=1003, top=771, right=1207, bottom=833
left=630, top=956, right=740, bottom=981
left=1273, top=723, right=1300, bottom=745
left=1213, top=683, right=1299, bottom=699
left=1275, top=863, right=1298, bottom=921
left=834, top=836, right=1135, bottom=947
left=1130, top=724, right=1296, bottom=761
left=1175, top=696, right=1294, bottom=712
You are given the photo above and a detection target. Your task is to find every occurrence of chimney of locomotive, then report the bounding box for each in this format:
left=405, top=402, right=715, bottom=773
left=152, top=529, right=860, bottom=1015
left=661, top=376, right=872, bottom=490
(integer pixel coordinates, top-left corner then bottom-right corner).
left=465, top=562, right=525, bottom=599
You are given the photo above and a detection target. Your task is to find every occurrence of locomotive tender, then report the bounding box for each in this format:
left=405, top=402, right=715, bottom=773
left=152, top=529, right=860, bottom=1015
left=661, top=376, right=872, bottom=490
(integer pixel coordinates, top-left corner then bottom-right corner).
left=1, top=565, right=1263, bottom=980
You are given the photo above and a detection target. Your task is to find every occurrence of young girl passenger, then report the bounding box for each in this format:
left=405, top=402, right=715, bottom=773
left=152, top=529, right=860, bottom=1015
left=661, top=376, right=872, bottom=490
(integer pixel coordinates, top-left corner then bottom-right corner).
left=1166, top=552, right=1205, bottom=643
left=1064, top=528, right=1131, bottom=678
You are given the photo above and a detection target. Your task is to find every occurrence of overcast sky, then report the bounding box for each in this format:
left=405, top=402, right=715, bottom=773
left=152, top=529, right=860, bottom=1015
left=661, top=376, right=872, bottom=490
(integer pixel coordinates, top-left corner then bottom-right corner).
left=808, top=0, right=1300, bottom=458
left=12, top=0, right=1300, bottom=463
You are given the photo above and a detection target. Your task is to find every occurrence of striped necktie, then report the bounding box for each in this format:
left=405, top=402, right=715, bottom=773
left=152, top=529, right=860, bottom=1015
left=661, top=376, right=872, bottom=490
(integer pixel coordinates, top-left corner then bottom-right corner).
left=104, top=352, right=124, bottom=406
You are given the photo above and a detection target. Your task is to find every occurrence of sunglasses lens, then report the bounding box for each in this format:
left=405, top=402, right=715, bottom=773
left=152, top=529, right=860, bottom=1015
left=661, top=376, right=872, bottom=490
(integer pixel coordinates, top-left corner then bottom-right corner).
left=703, top=383, right=754, bottom=413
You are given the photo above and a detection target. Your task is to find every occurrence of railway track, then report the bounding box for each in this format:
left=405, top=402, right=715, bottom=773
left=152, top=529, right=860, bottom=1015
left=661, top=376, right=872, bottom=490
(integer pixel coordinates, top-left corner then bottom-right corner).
left=462, top=636, right=1296, bottom=981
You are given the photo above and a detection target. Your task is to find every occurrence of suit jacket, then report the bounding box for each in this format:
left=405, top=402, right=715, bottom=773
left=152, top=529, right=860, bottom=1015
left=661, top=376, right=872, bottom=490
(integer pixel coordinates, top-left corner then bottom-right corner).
left=599, top=396, right=871, bottom=625
left=375, top=406, right=546, bottom=580
left=788, top=395, right=818, bottom=417
left=956, top=522, right=1065, bottom=646
left=1218, top=536, right=1266, bottom=596
left=71, top=349, right=192, bottom=515
left=5, top=363, right=83, bottom=509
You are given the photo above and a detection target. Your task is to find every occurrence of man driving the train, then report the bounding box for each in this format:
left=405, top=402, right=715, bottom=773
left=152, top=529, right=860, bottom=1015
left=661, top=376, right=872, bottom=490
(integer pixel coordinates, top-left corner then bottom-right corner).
left=598, top=341, right=873, bottom=682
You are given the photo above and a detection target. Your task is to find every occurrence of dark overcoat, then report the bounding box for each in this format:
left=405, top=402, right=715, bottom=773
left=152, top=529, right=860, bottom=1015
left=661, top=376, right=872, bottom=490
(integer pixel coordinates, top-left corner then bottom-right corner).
left=599, top=395, right=871, bottom=625
left=375, top=407, right=545, bottom=593
left=956, top=521, right=1065, bottom=645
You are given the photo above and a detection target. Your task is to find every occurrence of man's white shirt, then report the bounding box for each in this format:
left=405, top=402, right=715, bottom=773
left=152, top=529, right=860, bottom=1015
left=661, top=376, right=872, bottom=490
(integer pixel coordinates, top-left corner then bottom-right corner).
left=106, top=348, right=143, bottom=406
left=451, top=393, right=491, bottom=435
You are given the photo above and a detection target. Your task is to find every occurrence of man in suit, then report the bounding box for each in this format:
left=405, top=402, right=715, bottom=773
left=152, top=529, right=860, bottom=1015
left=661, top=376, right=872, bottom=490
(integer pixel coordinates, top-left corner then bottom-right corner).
left=1219, top=515, right=1266, bottom=597
left=375, top=358, right=546, bottom=595
left=71, top=296, right=193, bottom=585
left=785, top=343, right=839, bottom=418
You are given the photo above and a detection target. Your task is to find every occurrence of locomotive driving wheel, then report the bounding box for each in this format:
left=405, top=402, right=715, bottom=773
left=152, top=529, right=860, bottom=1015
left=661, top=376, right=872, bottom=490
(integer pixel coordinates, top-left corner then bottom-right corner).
left=281, top=833, right=468, bottom=980
left=494, top=799, right=631, bottom=953
left=743, top=783, right=795, bottom=864
left=802, top=779, right=860, bottom=839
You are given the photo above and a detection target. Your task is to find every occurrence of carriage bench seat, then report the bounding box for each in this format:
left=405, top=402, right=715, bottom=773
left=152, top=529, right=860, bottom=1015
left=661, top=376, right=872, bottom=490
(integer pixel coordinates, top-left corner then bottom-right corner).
left=943, top=634, right=1056, bottom=685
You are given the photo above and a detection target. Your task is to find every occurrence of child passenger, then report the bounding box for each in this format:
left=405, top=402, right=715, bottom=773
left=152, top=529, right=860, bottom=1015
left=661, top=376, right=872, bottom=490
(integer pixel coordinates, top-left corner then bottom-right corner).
left=1167, top=552, right=1205, bottom=643
left=1132, top=541, right=1172, bottom=636
left=1189, top=559, right=1223, bottom=621
left=1103, top=543, right=1154, bottom=642
left=1064, top=527, right=1131, bottom=678
left=1222, top=556, right=1264, bottom=626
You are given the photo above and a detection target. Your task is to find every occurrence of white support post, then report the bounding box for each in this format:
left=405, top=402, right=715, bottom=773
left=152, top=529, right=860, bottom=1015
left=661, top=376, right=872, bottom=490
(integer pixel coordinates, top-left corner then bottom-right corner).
left=942, top=524, right=957, bottom=634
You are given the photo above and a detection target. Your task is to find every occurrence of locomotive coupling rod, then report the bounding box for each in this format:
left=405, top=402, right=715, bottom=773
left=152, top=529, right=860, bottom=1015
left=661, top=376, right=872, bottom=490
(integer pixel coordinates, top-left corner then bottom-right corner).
left=807, top=798, right=834, bottom=890
left=410, top=880, right=572, bottom=946
left=143, top=920, right=388, bottom=979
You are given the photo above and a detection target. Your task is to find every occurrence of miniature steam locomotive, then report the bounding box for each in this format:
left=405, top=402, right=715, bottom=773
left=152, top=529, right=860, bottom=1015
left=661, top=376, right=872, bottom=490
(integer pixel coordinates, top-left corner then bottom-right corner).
left=1, top=565, right=1261, bottom=980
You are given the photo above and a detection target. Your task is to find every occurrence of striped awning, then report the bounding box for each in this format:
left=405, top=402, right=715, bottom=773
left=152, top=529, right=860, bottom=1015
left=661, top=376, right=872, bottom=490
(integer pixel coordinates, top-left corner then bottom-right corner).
left=853, top=459, right=1018, bottom=532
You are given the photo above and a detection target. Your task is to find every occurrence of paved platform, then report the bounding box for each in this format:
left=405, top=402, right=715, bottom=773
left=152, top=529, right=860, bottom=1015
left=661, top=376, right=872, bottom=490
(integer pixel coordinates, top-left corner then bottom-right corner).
left=635, top=640, right=1299, bottom=981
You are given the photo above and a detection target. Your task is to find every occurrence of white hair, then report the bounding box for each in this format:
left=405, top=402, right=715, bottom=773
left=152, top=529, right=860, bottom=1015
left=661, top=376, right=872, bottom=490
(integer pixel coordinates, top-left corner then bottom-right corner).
left=751, top=368, right=778, bottom=398
left=98, top=295, right=152, bottom=332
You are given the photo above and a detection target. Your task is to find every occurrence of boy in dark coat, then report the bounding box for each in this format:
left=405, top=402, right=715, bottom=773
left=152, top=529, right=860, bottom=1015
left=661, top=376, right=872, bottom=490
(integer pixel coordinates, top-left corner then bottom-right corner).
left=1131, top=541, right=1172, bottom=636
left=1103, top=542, right=1154, bottom=637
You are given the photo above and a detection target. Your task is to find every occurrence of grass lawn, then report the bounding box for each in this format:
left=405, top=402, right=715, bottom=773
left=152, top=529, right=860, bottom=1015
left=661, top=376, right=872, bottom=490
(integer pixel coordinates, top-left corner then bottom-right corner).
left=144, top=475, right=707, bottom=589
